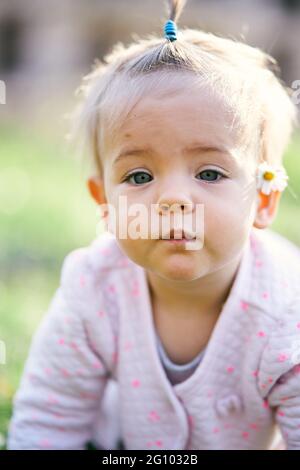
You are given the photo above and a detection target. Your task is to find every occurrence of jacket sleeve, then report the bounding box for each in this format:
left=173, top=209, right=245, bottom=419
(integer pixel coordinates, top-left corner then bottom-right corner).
left=266, top=365, right=300, bottom=450
left=257, top=301, right=300, bottom=451
left=7, top=249, right=114, bottom=450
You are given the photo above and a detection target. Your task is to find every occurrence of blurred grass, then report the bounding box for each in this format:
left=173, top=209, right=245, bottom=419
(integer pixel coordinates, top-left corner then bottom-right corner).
left=0, top=125, right=299, bottom=449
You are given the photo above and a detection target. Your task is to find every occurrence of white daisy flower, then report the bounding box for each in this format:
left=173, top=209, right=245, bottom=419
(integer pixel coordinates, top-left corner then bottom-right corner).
left=256, top=162, right=289, bottom=196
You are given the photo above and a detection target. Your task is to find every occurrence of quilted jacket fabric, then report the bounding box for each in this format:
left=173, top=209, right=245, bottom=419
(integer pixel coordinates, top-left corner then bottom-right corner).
left=7, top=228, right=300, bottom=450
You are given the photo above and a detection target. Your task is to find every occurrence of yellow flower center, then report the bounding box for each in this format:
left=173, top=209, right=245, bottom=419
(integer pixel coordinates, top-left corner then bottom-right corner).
left=263, top=171, right=275, bottom=181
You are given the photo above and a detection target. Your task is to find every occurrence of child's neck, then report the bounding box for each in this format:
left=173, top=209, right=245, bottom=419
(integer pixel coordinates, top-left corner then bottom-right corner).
left=146, top=253, right=242, bottom=319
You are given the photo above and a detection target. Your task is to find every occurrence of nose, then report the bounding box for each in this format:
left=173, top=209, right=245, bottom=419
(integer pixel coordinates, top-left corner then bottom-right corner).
left=156, top=194, right=194, bottom=215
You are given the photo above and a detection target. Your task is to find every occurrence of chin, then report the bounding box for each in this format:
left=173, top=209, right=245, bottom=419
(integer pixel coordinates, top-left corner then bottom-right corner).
left=157, top=260, right=205, bottom=282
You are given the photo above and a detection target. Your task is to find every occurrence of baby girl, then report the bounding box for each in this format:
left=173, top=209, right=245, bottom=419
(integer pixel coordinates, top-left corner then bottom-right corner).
left=7, top=0, right=300, bottom=450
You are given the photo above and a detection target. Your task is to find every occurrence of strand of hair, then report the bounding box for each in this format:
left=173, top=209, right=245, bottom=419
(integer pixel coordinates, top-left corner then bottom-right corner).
left=168, top=0, right=187, bottom=23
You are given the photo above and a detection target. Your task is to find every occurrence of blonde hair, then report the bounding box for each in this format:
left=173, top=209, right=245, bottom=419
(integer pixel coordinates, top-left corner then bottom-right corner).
left=72, top=0, right=298, bottom=177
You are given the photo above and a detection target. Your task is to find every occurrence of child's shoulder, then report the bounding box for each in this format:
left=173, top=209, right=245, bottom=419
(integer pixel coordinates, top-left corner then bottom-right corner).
left=59, top=232, right=132, bottom=292
left=250, top=227, right=300, bottom=295
left=252, top=228, right=300, bottom=267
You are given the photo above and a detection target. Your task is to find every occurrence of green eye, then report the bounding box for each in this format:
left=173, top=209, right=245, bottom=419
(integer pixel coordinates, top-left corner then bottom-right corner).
left=124, top=171, right=152, bottom=185
left=123, top=169, right=225, bottom=185
left=197, top=170, right=223, bottom=182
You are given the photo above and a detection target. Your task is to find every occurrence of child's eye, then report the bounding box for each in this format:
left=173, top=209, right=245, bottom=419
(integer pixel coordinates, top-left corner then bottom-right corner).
left=123, top=169, right=226, bottom=186
left=123, top=171, right=153, bottom=185
left=196, top=169, right=225, bottom=182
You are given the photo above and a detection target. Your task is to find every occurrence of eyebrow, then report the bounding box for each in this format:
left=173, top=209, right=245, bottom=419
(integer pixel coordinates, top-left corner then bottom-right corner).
left=112, top=144, right=236, bottom=166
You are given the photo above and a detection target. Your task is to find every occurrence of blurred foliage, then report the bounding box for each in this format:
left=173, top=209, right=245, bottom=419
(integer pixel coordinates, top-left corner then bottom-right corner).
left=0, top=125, right=299, bottom=448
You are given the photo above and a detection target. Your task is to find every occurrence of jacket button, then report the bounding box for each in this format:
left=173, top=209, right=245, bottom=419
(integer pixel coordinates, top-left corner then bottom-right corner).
left=215, top=394, right=243, bottom=418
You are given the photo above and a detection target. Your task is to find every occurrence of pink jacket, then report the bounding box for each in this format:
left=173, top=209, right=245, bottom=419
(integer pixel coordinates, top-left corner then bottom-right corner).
left=7, top=228, right=300, bottom=450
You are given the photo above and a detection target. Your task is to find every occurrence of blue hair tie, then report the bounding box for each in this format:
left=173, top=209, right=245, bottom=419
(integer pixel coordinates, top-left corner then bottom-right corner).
left=164, top=20, right=177, bottom=42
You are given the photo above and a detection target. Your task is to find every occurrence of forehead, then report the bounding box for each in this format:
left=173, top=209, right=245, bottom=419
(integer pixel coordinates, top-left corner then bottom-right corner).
left=128, top=91, right=232, bottom=138
left=105, top=84, right=241, bottom=162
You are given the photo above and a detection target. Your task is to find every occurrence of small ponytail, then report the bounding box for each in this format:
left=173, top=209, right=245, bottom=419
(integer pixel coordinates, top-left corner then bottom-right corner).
left=164, top=0, right=187, bottom=41
left=167, top=0, right=187, bottom=23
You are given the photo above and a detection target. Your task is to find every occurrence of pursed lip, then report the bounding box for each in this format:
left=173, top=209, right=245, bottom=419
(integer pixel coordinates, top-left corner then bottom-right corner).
left=159, top=228, right=197, bottom=240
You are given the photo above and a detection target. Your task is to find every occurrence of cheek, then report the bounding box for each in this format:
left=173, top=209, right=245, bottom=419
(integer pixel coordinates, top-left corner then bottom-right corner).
left=203, top=185, right=256, bottom=249
left=110, top=190, right=160, bottom=239
left=115, top=237, right=149, bottom=267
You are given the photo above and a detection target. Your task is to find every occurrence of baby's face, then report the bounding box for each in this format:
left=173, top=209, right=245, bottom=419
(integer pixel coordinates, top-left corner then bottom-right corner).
left=101, top=85, right=258, bottom=282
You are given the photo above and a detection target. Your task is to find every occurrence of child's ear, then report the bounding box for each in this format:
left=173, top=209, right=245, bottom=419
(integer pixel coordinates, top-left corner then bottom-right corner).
left=86, top=176, right=107, bottom=205
left=253, top=191, right=282, bottom=229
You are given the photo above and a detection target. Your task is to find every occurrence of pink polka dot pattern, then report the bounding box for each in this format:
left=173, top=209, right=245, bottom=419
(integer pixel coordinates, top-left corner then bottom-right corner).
left=146, top=440, right=163, bottom=448
left=257, top=331, right=266, bottom=338
left=188, top=415, right=195, bottom=429
left=118, top=258, right=130, bottom=268
left=70, top=341, right=80, bottom=351
left=124, top=341, right=133, bottom=351
left=108, top=284, right=116, bottom=294
left=240, top=301, right=249, bottom=311
left=278, top=353, right=289, bottom=363
left=60, top=368, right=70, bottom=377
left=293, top=365, right=300, bottom=375
left=112, top=351, right=118, bottom=364
left=148, top=410, right=160, bottom=422
left=131, top=280, right=140, bottom=297
left=39, top=439, right=50, bottom=448
left=131, top=379, right=140, bottom=388
left=92, top=360, right=103, bottom=370
left=47, top=394, right=59, bottom=405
